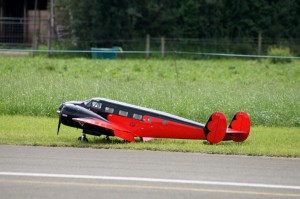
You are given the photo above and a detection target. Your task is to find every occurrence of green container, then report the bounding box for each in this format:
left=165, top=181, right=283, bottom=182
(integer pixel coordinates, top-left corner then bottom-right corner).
left=91, top=46, right=122, bottom=59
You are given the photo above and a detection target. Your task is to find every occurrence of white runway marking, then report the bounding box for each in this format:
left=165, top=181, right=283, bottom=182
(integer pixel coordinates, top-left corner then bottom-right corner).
left=0, top=171, right=299, bottom=190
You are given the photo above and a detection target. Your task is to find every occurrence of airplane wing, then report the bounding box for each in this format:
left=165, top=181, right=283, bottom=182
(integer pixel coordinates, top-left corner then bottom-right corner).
left=113, top=129, right=135, bottom=142
left=72, top=117, right=136, bottom=142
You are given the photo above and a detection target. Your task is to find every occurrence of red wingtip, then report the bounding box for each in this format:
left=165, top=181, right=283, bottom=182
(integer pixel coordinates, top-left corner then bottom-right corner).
left=205, top=112, right=227, bottom=144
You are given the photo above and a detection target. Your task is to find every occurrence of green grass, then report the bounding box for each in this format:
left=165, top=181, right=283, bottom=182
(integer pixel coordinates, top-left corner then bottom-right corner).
left=0, top=56, right=299, bottom=156
left=0, top=57, right=299, bottom=127
left=0, top=115, right=299, bottom=157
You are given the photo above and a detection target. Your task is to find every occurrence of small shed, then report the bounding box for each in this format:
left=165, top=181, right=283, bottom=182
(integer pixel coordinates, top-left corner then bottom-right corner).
left=0, top=0, right=50, bottom=44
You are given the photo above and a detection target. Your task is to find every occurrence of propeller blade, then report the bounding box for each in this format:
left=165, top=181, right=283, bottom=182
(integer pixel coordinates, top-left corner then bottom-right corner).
left=57, top=119, right=61, bottom=135
left=57, top=104, right=64, bottom=135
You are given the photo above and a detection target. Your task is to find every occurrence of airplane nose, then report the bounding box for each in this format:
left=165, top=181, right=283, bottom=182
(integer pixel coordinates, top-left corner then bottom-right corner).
left=57, top=103, right=65, bottom=114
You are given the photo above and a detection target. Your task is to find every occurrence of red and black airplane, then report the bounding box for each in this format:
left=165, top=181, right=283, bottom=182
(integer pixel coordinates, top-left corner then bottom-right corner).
left=57, top=98, right=251, bottom=144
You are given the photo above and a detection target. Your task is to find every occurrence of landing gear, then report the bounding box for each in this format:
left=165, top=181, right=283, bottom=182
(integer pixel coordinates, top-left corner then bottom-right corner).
left=77, top=129, right=111, bottom=143
left=78, top=133, right=88, bottom=142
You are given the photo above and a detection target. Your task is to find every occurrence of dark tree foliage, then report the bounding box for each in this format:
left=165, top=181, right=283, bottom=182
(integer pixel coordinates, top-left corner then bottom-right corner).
left=57, top=0, right=300, bottom=48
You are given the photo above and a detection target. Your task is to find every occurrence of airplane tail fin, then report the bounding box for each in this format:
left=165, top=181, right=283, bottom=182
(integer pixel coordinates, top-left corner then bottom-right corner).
left=224, top=112, right=251, bottom=142
left=204, top=112, right=251, bottom=144
left=204, top=112, right=227, bottom=144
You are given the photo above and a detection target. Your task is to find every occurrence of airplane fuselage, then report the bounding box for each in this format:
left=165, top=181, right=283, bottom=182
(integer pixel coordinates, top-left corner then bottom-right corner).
left=57, top=98, right=250, bottom=143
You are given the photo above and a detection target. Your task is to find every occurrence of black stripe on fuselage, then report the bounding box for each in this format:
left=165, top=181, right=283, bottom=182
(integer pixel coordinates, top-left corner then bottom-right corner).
left=87, top=98, right=204, bottom=128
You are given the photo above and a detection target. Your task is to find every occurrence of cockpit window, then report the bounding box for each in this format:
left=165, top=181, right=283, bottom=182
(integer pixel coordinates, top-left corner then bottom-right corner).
left=91, top=101, right=102, bottom=109
left=84, top=100, right=92, bottom=108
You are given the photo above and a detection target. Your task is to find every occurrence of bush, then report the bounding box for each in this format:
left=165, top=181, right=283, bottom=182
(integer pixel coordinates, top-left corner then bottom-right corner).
left=267, top=46, right=293, bottom=64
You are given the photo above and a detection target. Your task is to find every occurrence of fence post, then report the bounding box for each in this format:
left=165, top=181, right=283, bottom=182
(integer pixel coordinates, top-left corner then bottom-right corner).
left=47, top=20, right=51, bottom=56
left=161, top=36, right=165, bottom=57
left=145, top=34, right=150, bottom=59
left=258, top=32, right=262, bottom=55
left=32, top=0, right=38, bottom=57
left=47, top=0, right=54, bottom=56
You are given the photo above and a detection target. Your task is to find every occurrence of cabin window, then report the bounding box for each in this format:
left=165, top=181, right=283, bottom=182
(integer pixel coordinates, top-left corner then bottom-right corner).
left=119, top=110, right=128, bottom=117
left=133, top=113, right=142, bottom=120
left=105, top=107, right=114, bottom=113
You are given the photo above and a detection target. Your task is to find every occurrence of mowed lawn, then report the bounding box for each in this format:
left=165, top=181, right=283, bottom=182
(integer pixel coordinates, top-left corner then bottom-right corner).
left=0, top=115, right=299, bottom=157
left=0, top=56, right=299, bottom=156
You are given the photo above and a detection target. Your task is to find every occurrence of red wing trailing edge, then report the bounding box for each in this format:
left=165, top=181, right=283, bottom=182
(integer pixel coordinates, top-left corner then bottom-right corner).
left=113, top=130, right=136, bottom=142
left=57, top=98, right=251, bottom=144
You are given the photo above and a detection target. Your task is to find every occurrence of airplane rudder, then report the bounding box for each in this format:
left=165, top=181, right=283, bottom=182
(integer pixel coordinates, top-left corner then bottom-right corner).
left=205, top=112, right=227, bottom=144
left=229, top=112, right=251, bottom=142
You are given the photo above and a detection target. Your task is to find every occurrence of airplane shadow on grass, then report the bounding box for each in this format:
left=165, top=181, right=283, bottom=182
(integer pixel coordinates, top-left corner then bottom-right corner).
left=83, top=135, right=247, bottom=147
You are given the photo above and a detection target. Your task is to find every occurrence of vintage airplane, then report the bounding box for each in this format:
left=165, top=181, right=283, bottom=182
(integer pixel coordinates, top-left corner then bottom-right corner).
left=57, top=98, right=251, bottom=144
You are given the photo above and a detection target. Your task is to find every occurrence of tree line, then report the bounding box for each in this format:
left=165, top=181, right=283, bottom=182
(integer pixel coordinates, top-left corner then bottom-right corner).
left=57, top=0, right=300, bottom=48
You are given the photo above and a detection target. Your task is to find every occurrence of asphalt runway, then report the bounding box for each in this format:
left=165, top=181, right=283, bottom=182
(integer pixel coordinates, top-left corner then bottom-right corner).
left=0, top=145, right=299, bottom=199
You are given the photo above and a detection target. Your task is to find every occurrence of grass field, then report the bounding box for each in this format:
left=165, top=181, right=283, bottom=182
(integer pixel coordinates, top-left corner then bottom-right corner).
left=0, top=115, right=299, bottom=157
left=0, top=56, right=299, bottom=156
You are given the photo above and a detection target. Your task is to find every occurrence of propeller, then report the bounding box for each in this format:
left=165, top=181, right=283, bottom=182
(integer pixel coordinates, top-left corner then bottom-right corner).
left=57, top=118, right=61, bottom=135
left=56, top=104, right=63, bottom=135
left=57, top=74, right=65, bottom=136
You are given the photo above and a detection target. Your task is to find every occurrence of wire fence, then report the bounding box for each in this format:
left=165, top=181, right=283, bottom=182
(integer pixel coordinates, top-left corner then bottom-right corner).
left=1, top=48, right=299, bottom=61
left=0, top=17, right=300, bottom=59
left=0, top=17, right=49, bottom=45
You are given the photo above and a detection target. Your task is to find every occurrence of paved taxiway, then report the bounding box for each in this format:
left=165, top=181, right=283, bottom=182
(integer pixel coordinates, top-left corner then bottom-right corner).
left=0, top=145, right=299, bottom=199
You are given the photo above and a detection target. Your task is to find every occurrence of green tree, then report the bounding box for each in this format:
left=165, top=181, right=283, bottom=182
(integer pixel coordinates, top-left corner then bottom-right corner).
left=56, top=0, right=300, bottom=49
left=179, top=0, right=224, bottom=38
